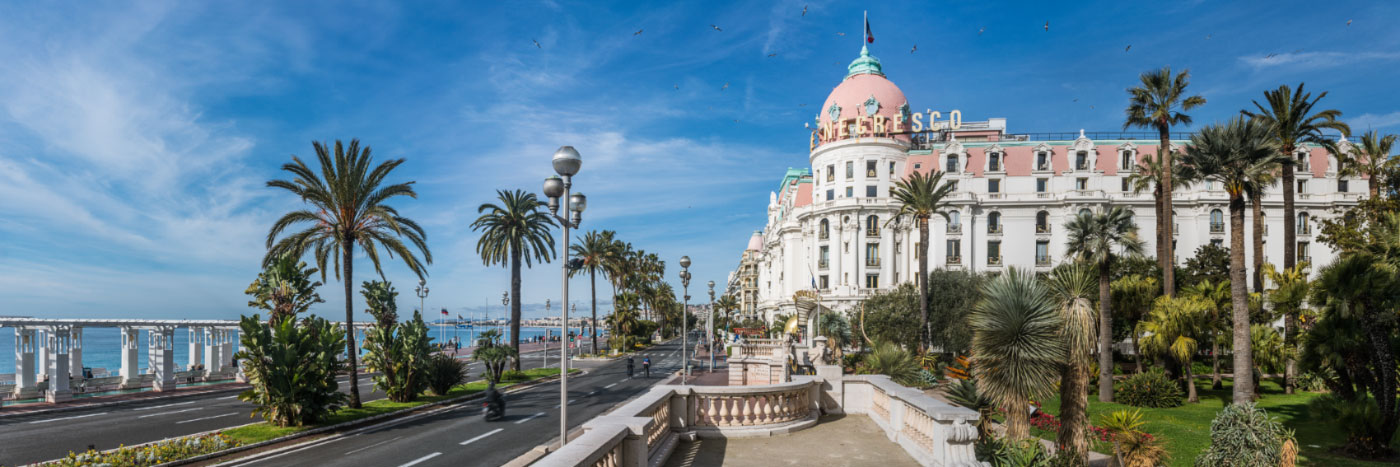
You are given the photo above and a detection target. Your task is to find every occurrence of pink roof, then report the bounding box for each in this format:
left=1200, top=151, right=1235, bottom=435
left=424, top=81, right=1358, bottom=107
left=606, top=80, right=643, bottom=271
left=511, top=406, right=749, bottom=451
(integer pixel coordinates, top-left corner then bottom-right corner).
left=793, top=182, right=813, bottom=207
left=819, top=73, right=908, bottom=127
left=745, top=232, right=764, bottom=252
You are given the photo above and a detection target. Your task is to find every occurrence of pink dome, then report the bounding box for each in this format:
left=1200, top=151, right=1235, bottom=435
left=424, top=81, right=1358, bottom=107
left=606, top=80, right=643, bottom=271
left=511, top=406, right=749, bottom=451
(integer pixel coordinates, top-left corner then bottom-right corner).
left=818, top=47, right=909, bottom=127
left=745, top=232, right=764, bottom=252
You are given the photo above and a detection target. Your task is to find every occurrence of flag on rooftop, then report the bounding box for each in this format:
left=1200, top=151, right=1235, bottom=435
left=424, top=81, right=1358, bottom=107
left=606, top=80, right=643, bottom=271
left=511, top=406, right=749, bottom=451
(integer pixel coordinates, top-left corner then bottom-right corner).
left=864, top=11, right=874, bottom=43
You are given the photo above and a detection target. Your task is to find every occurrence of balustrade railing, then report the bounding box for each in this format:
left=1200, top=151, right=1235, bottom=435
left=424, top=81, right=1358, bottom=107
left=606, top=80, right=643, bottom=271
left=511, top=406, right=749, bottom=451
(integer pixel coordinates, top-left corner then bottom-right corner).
left=692, top=384, right=811, bottom=427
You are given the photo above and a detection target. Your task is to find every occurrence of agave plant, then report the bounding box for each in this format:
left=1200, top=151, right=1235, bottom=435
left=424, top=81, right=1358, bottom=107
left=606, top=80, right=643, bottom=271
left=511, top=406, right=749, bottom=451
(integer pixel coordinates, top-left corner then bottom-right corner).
left=863, top=341, right=920, bottom=386
left=945, top=378, right=994, bottom=439
left=235, top=315, right=349, bottom=427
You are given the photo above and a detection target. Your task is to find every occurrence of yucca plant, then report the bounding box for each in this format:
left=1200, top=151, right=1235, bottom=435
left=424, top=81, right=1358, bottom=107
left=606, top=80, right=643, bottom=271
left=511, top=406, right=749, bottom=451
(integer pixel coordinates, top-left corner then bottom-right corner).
left=945, top=378, right=994, bottom=439
left=863, top=341, right=921, bottom=386
left=425, top=353, right=468, bottom=396
left=235, top=315, right=349, bottom=427
left=1196, top=403, right=1290, bottom=466
left=970, top=268, right=1064, bottom=439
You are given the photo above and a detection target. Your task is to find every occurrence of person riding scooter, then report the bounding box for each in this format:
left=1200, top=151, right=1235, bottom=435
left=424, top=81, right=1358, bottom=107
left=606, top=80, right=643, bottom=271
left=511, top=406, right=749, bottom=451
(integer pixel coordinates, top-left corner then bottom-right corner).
left=482, top=384, right=506, bottom=421
left=626, top=355, right=635, bottom=378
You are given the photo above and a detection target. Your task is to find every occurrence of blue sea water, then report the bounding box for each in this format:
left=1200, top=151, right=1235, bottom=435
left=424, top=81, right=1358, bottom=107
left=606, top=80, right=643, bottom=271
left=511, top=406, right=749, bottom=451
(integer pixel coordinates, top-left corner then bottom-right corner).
left=0, top=325, right=592, bottom=376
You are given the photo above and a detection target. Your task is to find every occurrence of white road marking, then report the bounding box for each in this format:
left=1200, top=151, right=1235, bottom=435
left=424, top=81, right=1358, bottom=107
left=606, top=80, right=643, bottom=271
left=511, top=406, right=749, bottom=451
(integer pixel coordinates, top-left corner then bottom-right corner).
left=587, top=391, right=598, bottom=396
left=345, top=436, right=403, bottom=455
left=604, top=383, right=618, bottom=389
left=176, top=412, right=238, bottom=424
left=134, top=401, right=196, bottom=410
left=459, top=428, right=503, bottom=446
left=515, top=412, right=546, bottom=424
left=29, top=412, right=108, bottom=424
left=138, top=408, right=202, bottom=419
left=216, top=395, right=240, bottom=400
left=398, top=452, right=442, bottom=467
left=553, top=399, right=577, bottom=409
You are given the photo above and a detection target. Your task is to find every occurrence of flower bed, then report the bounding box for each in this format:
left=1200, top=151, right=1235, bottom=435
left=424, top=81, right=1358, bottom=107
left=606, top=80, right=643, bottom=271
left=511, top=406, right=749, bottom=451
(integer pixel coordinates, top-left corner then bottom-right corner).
left=1028, top=409, right=1152, bottom=444
left=37, top=432, right=241, bottom=467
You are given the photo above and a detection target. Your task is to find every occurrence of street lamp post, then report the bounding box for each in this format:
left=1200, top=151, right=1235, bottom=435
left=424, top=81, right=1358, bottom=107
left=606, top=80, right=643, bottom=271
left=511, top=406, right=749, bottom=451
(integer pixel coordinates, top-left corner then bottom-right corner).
left=502, top=292, right=509, bottom=332
left=570, top=303, right=578, bottom=359
left=679, top=256, right=691, bottom=383
left=416, top=279, right=431, bottom=345
left=543, top=146, right=586, bottom=447
left=545, top=299, right=551, bottom=369
left=707, top=281, right=716, bottom=373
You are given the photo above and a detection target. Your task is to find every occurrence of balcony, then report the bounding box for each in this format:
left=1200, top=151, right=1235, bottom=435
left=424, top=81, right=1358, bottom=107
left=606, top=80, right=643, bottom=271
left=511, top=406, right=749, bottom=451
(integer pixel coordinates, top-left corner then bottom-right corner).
left=987, top=224, right=1003, bottom=235
left=866, top=228, right=880, bottom=238
left=946, top=255, right=961, bottom=265
left=1036, top=192, right=1053, bottom=199
left=866, top=257, right=881, bottom=267
left=987, top=256, right=1002, bottom=266
left=947, top=224, right=962, bottom=234
left=1301, top=255, right=1312, bottom=263
left=818, top=230, right=829, bottom=240
left=1299, top=224, right=1312, bottom=235
left=818, top=259, right=829, bottom=270
left=866, top=170, right=877, bottom=178
left=986, top=193, right=1005, bottom=200
left=1036, top=224, right=1052, bottom=234
left=1210, top=222, right=1225, bottom=233
left=1036, top=255, right=1051, bottom=266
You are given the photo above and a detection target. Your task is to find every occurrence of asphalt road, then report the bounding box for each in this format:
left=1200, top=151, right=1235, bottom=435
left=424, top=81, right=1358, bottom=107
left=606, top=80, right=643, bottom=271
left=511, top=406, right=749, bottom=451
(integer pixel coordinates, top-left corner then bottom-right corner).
left=0, top=342, right=598, bottom=466
left=219, top=338, right=686, bottom=467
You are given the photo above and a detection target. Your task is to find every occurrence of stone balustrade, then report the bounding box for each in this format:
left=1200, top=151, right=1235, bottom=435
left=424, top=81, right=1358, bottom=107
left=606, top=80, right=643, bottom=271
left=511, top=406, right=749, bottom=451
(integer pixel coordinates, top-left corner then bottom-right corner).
left=842, top=375, right=982, bottom=467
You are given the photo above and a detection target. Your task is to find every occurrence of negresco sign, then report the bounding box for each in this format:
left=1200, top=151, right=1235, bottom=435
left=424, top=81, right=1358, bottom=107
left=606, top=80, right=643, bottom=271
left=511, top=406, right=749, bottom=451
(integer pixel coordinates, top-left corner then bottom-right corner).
left=810, top=109, right=963, bottom=150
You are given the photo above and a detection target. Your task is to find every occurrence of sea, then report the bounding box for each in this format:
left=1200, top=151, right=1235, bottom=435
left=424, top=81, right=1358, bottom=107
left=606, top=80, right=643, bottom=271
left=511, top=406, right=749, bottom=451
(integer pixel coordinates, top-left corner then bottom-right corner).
left=0, top=325, right=592, bottom=376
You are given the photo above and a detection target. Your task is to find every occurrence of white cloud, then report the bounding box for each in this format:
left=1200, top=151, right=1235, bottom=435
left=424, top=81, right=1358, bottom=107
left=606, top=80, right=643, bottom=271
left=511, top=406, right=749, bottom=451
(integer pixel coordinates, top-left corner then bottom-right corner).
left=1239, top=51, right=1400, bottom=70
left=1350, top=111, right=1400, bottom=131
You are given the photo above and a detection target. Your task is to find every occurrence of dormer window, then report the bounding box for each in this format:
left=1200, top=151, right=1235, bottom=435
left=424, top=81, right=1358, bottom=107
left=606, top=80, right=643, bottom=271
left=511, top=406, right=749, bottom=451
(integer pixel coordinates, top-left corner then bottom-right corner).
left=1296, top=151, right=1310, bottom=172
left=988, top=152, right=1002, bottom=172
left=1036, top=151, right=1050, bottom=171
left=946, top=154, right=959, bottom=173
left=1120, top=150, right=1134, bottom=172
left=1076, top=151, right=1089, bottom=171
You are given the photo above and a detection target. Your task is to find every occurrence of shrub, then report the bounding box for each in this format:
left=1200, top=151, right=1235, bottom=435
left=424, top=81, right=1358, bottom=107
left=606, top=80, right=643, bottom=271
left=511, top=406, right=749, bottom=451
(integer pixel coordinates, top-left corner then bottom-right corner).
left=946, top=378, right=994, bottom=439
left=235, top=315, right=349, bottom=427
left=1307, top=394, right=1385, bottom=457
left=42, top=433, right=240, bottom=467
left=862, top=341, right=920, bottom=386
left=990, top=437, right=1050, bottom=467
left=425, top=353, right=468, bottom=396
left=1115, top=368, right=1183, bottom=408
left=914, top=368, right=941, bottom=389
left=1099, top=409, right=1167, bottom=467
left=1196, top=403, right=1291, bottom=467
left=361, top=310, right=432, bottom=402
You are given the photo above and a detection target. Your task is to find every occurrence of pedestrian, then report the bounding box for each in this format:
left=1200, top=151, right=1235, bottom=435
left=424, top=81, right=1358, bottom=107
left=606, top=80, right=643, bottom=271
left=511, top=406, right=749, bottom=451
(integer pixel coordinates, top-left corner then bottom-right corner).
left=642, top=356, right=651, bottom=378
left=627, top=355, right=635, bottom=378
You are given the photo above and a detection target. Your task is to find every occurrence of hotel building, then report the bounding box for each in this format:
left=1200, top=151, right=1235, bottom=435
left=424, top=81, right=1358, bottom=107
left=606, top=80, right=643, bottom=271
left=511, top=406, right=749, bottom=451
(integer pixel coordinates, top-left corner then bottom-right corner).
left=727, top=46, right=1363, bottom=324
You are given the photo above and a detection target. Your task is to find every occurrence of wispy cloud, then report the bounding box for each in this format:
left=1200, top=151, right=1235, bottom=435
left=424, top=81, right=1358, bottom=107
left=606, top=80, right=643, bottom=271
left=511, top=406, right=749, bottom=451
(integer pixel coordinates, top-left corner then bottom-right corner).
left=1350, top=111, right=1400, bottom=131
left=1239, top=51, right=1400, bottom=70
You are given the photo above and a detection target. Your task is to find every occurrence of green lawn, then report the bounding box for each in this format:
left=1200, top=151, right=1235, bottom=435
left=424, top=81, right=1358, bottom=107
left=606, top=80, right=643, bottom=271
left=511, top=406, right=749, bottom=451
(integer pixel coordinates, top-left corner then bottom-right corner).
left=1032, top=378, right=1396, bottom=467
left=225, top=367, right=575, bottom=445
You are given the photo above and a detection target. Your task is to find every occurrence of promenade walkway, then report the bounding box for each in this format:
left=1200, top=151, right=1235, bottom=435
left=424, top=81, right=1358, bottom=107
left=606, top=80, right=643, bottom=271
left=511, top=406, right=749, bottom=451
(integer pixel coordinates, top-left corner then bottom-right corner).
left=663, top=414, right=920, bottom=467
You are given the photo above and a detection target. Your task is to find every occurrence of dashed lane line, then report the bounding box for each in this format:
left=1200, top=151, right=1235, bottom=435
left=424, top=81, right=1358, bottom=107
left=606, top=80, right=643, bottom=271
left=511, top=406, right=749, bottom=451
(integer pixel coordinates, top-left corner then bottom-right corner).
left=28, top=412, right=108, bottom=424
left=176, top=412, right=238, bottom=424
left=398, top=452, right=441, bottom=467
left=514, top=412, right=546, bottom=425
left=459, top=428, right=503, bottom=446
left=137, top=408, right=202, bottom=419
left=133, top=401, right=196, bottom=411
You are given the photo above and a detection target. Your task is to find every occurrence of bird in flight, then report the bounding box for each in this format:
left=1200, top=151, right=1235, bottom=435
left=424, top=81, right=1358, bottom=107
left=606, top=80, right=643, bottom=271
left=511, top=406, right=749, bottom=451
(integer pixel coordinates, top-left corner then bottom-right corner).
left=836, top=32, right=845, bottom=36
left=1125, top=45, right=1131, bottom=52
left=634, top=29, right=643, bottom=36
left=1073, top=98, right=1079, bottom=102
left=1347, top=19, right=1352, bottom=26
left=710, top=24, right=722, bottom=31
left=768, top=53, right=777, bottom=57
left=1044, top=21, right=1050, bottom=32
left=802, top=5, right=807, bottom=16
left=532, top=39, right=541, bottom=49
left=978, top=26, right=985, bottom=35
left=1265, top=53, right=1278, bottom=59
left=910, top=44, right=917, bottom=54
left=674, top=84, right=679, bottom=90
left=721, top=82, right=729, bottom=90
left=1205, top=34, right=1212, bottom=40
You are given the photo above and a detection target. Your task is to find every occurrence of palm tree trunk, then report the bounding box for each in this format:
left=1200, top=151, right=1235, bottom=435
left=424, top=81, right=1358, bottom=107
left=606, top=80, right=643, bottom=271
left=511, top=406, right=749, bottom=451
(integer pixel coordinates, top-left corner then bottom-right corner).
left=1370, top=178, right=1380, bottom=200
left=1005, top=396, right=1030, bottom=440
left=1186, top=362, right=1199, bottom=403
left=1229, top=195, right=1255, bottom=403
left=1252, top=196, right=1265, bottom=294
left=1057, top=358, right=1090, bottom=462
left=1099, top=260, right=1115, bottom=402
left=1282, top=147, right=1296, bottom=271
left=1155, top=184, right=1167, bottom=291
left=591, top=270, right=599, bottom=354
left=510, top=248, right=522, bottom=372
left=343, top=244, right=361, bottom=409
left=1362, top=315, right=1399, bottom=449
left=1132, top=332, right=1143, bottom=374
left=1160, top=128, right=1176, bottom=297
left=918, top=217, right=930, bottom=352
left=1212, top=337, right=1223, bottom=390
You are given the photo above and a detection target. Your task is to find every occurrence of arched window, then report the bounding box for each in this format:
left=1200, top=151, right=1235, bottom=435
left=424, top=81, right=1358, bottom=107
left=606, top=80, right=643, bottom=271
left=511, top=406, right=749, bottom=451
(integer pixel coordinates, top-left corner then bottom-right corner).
left=1078, top=208, right=1093, bottom=218
left=948, top=211, right=962, bottom=233
left=1299, top=212, right=1311, bottom=234
left=946, top=154, right=959, bottom=173
left=866, top=215, right=880, bottom=237
left=988, top=211, right=1002, bottom=233
left=1210, top=209, right=1224, bottom=233
left=819, top=219, right=829, bottom=239
left=1036, top=211, right=1050, bottom=233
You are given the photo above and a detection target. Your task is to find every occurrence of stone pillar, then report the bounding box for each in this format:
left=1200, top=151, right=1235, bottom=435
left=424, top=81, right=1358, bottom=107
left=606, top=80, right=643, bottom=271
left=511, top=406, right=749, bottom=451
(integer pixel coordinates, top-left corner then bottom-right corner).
left=36, top=330, right=50, bottom=383
left=203, top=328, right=221, bottom=376
left=188, top=326, right=203, bottom=372
left=68, top=327, right=84, bottom=380
left=152, top=327, right=176, bottom=391
left=119, top=326, right=141, bottom=388
left=13, top=327, right=38, bottom=399
left=45, top=326, right=72, bottom=402
left=221, top=329, right=234, bottom=372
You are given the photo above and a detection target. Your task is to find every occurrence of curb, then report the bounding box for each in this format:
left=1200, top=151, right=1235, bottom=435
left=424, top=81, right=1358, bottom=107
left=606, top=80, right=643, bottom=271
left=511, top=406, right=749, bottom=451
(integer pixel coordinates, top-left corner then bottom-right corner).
left=0, top=383, right=249, bottom=420
left=174, top=370, right=585, bottom=467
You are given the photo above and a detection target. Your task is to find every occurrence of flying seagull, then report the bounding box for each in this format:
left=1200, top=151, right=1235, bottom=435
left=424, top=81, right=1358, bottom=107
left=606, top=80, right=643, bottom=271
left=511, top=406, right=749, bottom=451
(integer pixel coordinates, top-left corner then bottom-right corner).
left=532, top=39, right=541, bottom=49
left=1125, top=45, right=1131, bottom=52
left=1347, top=19, right=1352, bottom=26
left=768, top=53, right=777, bottom=57
left=721, top=82, right=729, bottom=90
left=978, top=26, right=985, bottom=35
left=634, top=29, right=643, bottom=36
left=674, top=84, right=679, bottom=90
left=910, top=44, right=917, bottom=53
left=1044, top=21, right=1049, bottom=32
left=1266, top=52, right=1278, bottom=59
left=836, top=32, right=845, bottom=36
left=1205, top=34, right=1212, bottom=40
left=710, top=24, right=722, bottom=31
left=802, top=5, right=807, bottom=16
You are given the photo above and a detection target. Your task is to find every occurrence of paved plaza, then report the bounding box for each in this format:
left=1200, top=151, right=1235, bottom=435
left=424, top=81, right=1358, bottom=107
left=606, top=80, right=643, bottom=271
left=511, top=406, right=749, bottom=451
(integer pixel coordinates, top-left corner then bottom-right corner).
left=663, top=414, right=921, bottom=467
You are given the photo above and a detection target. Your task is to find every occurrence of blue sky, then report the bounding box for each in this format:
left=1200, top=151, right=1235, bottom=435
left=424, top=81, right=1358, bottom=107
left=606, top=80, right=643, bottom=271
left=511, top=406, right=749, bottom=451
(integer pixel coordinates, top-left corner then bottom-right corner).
left=1, top=0, right=1396, bottom=321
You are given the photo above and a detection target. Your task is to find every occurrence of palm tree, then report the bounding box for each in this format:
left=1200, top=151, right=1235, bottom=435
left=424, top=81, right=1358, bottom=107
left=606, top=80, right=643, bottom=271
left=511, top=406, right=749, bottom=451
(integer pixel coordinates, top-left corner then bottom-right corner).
left=265, top=139, right=432, bottom=409
left=1242, top=83, right=1350, bottom=273
left=1182, top=280, right=1230, bottom=389
left=471, top=189, right=556, bottom=370
left=1312, top=250, right=1400, bottom=450
left=1139, top=295, right=1210, bottom=402
left=571, top=230, right=613, bottom=353
left=1262, top=261, right=1311, bottom=394
left=969, top=268, right=1063, bottom=440
left=1338, top=130, right=1397, bottom=199
left=1246, top=169, right=1278, bottom=294
left=245, top=252, right=325, bottom=324
left=715, top=293, right=740, bottom=334
left=888, top=170, right=957, bottom=351
left=1065, top=206, right=1144, bottom=402
left=1044, top=263, right=1098, bottom=461
left=1180, top=117, right=1287, bottom=403
left=1110, top=274, right=1158, bottom=373
left=1124, top=66, right=1206, bottom=297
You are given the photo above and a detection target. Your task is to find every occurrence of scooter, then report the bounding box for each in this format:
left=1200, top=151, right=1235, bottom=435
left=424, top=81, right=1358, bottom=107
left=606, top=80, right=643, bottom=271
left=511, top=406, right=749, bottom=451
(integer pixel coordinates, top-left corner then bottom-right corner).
left=482, top=386, right=506, bottom=422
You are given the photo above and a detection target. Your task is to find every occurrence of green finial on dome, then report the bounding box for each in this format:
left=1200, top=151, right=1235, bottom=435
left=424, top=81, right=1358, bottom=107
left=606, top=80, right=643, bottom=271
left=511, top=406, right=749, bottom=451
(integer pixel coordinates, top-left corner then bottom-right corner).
left=845, top=45, right=883, bottom=78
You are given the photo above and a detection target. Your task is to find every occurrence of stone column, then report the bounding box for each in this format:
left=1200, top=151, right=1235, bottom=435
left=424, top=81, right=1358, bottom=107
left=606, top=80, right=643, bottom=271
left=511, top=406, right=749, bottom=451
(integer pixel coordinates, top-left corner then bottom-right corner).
left=188, top=326, right=203, bottom=372
left=221, top=329, right=234, bottom=372
left=13, top=327, right=38, bottom=399
left=36, top=330, right=50, bottom=383
left=152, top=327, right=176, bottom=391
left=68, top=327, right=84, bottom=380
left=203, top=327, right=221, bottom=376
left=45, top=326, right=72, bottom=402
left=119, top=326, right=141, bottom=388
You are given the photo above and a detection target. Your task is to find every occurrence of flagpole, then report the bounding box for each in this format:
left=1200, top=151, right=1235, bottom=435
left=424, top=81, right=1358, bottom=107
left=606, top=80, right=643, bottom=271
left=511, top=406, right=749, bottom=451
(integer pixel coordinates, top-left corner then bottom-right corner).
left=863, top=10, right=867, bottom=45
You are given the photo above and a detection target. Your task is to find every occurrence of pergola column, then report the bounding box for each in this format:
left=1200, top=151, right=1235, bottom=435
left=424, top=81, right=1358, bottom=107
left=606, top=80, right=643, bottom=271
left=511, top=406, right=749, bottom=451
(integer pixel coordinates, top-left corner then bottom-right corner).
left=69, top=327, right=84, bottom=380
left=119, top=326, right=141, bottom=388
left=152, top=326, right=176, bottom=391
left=36, top=329, right=50, bottom=383
left=45, top=326, right=72, bottom=402
left=220, top=328, right=234, bottom=373
left=188, top=326, right=203, bottom=372
left=12, top=327, right=38, bottom=399
left=204, top=328, right=222, bottom=375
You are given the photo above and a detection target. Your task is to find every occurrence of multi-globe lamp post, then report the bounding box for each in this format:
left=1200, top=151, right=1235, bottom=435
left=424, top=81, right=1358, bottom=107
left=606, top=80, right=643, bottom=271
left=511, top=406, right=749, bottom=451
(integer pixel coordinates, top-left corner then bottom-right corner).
left=678, top=256, right=691, bottom=383
left=416, top=279, right=431, bottom=344
left=707, top=280, right=716, bottom=373
left=542, top=146, right=586, bottom=447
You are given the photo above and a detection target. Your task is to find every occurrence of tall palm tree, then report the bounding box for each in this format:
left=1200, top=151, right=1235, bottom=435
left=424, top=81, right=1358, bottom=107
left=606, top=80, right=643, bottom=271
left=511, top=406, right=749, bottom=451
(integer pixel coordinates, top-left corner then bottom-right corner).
left=1138, top=295, right=1210, bottom=402
left=265, top=139, right=432, bottom=409
left=1182, top=279, right=1230, bottom=389
left=1338, top=130, right=1397, bottom=199
left=1312, top=249, right=1400, bottom=450
left=969, top=268, right=1063, bottom=440
left=1124, top=66, right=1206, bottom=297
left=1065, top=207, right=1144, bottom=402
left=1180, top=117, right=1287, bottom=403
left=1044, top=263, right=1098, bottom=461
left=1242, top=83, right=1350, bottom=273
left=888, top=170, right=957, bottom=351
left=1245, top=169, right=1278, bottom=294
left=471, top=189, right=556, bottom=370
left=1262, top=260, right=1311, bottom=394
left=571, top=230, right=613, bottom=354
left=1110, top=274, right=1159, bottom=373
